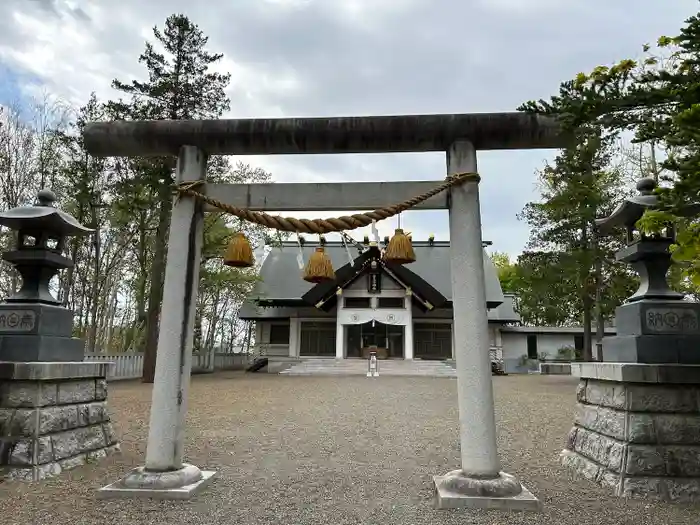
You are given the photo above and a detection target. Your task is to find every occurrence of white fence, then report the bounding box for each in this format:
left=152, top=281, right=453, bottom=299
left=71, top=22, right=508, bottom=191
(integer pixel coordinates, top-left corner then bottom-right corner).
left=84, top=352, right=253, bottom=381
left=85, top=353, right=144, bottom=380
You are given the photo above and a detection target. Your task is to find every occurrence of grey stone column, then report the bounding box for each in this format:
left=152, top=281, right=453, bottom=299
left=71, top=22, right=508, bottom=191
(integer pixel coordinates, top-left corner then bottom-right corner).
left=433, top=140, right=539, bottom=512
left=98, top=145, right=216, bottom=499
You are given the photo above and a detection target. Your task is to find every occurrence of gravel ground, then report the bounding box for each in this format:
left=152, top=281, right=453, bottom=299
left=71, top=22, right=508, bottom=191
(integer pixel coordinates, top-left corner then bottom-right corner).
left=1, top=372, right=699, bottom=525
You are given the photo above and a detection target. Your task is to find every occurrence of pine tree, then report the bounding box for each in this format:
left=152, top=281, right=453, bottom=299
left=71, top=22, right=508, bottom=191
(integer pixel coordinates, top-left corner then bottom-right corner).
left=519, top=79, right=635, bottom=359
left=585, top=12, right=700, bottom=285
left=109, top=14, right=230, bottom=120
left=106, top=14, right=231, bottom=382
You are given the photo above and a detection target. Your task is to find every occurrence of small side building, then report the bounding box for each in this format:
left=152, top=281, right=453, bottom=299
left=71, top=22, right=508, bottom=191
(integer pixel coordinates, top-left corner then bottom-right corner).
left=499, top=325, right=617, bottom=374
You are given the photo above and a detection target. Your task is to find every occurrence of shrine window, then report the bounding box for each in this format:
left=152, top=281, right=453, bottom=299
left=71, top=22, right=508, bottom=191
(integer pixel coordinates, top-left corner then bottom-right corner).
left=377, top=297, right=405, bottom=309
left=344, top=297, right=371, bottom=308
left=269, top=323, right=290, bottom=344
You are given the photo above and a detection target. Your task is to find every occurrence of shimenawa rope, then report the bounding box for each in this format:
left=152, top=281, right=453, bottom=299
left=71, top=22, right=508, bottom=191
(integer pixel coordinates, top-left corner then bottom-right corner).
left=174, top=172, right=479, bottom=235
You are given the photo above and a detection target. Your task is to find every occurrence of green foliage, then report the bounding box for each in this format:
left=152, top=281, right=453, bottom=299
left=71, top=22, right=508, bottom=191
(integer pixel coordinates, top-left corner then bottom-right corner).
left=557, top=346, right=576, bottom=360
left=567, top=11, right=700, bottom=288
left=511, top=6, right=700, bottom=357
left=517, top=73, right=636, bottom=351
left=517, top=354, right=537, bottom=368
left=511, top=251, right=580, bottom=326
left=489, top=250, right=570, bottom=325
left=489, top=251, right=518, bottom=293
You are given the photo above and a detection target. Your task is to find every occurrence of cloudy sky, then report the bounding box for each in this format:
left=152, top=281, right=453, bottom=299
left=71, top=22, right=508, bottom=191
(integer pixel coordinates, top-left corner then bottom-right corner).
left=0, top=0, right=696, bottom=258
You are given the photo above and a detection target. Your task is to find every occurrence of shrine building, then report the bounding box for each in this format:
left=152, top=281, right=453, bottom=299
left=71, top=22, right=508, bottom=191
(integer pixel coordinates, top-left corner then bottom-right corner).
left=239, top=239, right=525, bottom=364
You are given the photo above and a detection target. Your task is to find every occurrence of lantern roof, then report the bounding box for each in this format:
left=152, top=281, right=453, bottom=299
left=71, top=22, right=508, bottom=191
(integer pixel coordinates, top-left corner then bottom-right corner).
left=596, top=178, right=660, bottom=236
left=0, top=190, right=93, bottom=237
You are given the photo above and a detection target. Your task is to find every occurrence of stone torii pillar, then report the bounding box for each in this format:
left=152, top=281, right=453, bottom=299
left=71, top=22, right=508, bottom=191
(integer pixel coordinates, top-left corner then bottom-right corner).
left=83, top=112, right=564, bottom=505
left=97, top=145, right=215, bottom=498
left=432, top=140, right=539, bottom=510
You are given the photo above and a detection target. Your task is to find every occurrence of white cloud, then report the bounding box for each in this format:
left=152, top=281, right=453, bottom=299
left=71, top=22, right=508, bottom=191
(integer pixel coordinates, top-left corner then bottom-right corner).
left=474, top=0, right=567, bottom=14
left=0, top=0, right=696, bottom=259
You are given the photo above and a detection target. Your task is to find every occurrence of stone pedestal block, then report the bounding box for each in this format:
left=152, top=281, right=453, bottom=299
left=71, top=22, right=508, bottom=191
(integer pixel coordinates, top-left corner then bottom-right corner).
left=562, top=362, right=700, bottom=502
left=0, top=304, right=85, bottom=362
left=603, top=300, right=700, bottom=364
left=0, top=361, right=120, bottom=481
left=0, top=304, right=75, bottom=336
left=0, top=335, right=85, bottom=362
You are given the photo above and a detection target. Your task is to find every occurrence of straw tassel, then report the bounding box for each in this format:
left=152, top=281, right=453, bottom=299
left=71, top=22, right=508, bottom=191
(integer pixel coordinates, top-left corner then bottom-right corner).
left=303, top=246, right=335, bottom=283
left=384, top=228, right=415, bottom=264
left=223, top=232, right=254, bottom=268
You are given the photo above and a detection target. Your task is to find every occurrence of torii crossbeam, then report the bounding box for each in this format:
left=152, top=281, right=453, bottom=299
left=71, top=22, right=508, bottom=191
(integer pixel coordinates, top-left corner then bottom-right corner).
left=85, top=112, right=565, bottom=510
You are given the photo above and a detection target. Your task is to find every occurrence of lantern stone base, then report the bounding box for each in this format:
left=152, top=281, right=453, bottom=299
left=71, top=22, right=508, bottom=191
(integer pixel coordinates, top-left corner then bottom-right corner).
left=563, top=362, right=700, bottom=502
left=0, top=361, right=120, bottom=482
left=433, top=470, right=541, bottom=511
left=0, top=303, right=85, bottom=362
left=602, top=300, right=700, bottom=364
left=0, top=335, right=85, bottom=362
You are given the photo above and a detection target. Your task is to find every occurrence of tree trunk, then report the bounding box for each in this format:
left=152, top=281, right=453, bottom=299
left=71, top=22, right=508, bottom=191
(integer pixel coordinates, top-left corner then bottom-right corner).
left=582, top=292, right=593, bottom=362
left=141, top=195, right=172, bottom=383
left=243, top=320, right=253, bottom=354
left=593, top=228, right=604, bottom=361
left=105, top=276, right=118, bottom=353
left=80, top=236, right=95, bottom=339
left=595, top=302, right=605, bottom=361
left=650, top=141, right=658, bottom=182
left=580, top=220, right=594, bottom=362
left=193, top=310, right=203, bottom=354
left=60, top=240, right=79, bottom=307
left=136, top=209, right=149, bottom=325
left=119, top=296, right=133, bottom=352
left=86, top=204, right=101, bottom=353
left=76, top=274, right=86, bottom=336
left=205, top=289, right=221, bottom=350
left=124, top=208, right=148, bottom=352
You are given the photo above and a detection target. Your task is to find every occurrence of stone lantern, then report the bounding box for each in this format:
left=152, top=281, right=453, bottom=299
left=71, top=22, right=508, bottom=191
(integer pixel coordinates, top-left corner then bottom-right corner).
left=595, top=177, right=700, bottom=363
left=0, top=190, right=118, bottom=483
left=0, top=189, right=93, bottom=361
left=562, top=177, right=700, bottom=502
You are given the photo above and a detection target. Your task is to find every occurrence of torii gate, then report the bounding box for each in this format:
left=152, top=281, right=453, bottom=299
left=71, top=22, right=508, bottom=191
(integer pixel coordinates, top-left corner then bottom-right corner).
left=84, top=113, right=563, bottom=510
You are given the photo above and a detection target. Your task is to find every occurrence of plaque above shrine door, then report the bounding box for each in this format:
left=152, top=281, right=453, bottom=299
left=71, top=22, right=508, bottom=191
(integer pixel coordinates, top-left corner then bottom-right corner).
left=367, top=260, right=382, bottom=294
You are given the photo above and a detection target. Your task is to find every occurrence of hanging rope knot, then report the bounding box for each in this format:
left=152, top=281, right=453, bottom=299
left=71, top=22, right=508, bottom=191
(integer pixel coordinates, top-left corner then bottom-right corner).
left=445, top=171, right=480, bottom=184
left=171, top=172, right=480, bottom=234
left=174, top=180, right=206, bottom=204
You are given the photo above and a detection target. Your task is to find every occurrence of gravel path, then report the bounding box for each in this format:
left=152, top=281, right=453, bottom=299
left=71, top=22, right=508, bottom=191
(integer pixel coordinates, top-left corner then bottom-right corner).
left=1, top=372, right=699, bottom=525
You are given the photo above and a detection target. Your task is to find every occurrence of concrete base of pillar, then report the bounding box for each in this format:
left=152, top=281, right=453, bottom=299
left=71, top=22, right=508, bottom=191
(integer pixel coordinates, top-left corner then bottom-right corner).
left=433, top=470, right=541, bottom=511
left=97, top=463, right=216, bottom=500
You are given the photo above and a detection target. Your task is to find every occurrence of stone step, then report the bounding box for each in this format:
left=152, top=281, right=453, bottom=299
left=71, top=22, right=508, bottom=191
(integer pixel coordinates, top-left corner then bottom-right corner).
left=285, top=371, right=455, bottom=374
left=285, top=364, right=453, bottom=368
left=284, top=361, right=452, bottom=366
left=279, top=359, right=457, bottom=377
left=283, top=366, right=455, bottom=370
left=282, top=362, right=453, bottom=367
left=280, top=371, right=457, bottom=379
left=287, top=365, right=456, bottom=368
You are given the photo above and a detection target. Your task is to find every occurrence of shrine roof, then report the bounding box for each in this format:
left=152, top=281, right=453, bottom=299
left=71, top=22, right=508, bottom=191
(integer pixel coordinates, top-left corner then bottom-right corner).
left=239, top=241, right=505, bottom=318
left=83, top=112, right=566, bottom=157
